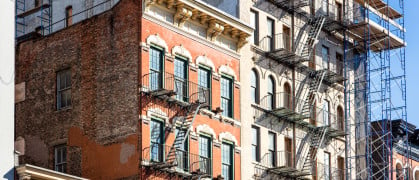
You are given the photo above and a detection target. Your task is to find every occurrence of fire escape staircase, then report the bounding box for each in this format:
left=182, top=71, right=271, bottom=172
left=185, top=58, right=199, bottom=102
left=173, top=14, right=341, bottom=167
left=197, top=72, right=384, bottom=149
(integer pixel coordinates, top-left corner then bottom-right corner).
left=144, top=86, right=210, bottom=178
left=299, top=16, right=326, bottom=61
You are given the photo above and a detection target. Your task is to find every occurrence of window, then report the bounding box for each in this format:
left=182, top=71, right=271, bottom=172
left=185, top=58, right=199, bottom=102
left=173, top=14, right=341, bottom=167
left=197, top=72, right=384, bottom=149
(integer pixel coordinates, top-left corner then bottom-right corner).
left=284, top=137, right=293, bottom=167
left=396, top=163, right=403, bottom=180
left=323, top=99, right=330, bottom=126
left=338, top=156, right=345, bottom=180
left=150, top=119, right=164, bottom=162
left=336, top=2, right=343, bottom=21
left=57, top=69, right=71, bottom=109
left=324, top=152, right=331, bottom=180
left=336, top=53, right=344, bottom=77
left=149, top=47, right=164, bottom=91
left=65, top=6, right=73, bottom=27
left=267, top=18, right=275, bottom=51
left=283, top=83, right=292, bottom=109
left=250, top=69, right=259, bottom=104
left=322, top=46, right=329, bottom=70
left=54, top=145, right=67, bottom=173
left=222, top=142, right=234, bottom=180
left=267, top=76, right=275, bottom=109
left=199, top=135, right=212, bottom=174
left=268, top=132, right=277, bottom=167
left=337, top=106, right=344, bottom=131
left=175, top=128, right=188, bottom=171
left=251, top=126, right=260, bottom=162
left=221, top=76, right=233, bottom=118
left=174, top=57, right=188, bottom=102
left=283, top=25, right=291, bottom=51
left=198, top=67, right=211, bottom=109
left=250, top=10, right=259, bottom=45
left=322, top=0, right=329, bottom=15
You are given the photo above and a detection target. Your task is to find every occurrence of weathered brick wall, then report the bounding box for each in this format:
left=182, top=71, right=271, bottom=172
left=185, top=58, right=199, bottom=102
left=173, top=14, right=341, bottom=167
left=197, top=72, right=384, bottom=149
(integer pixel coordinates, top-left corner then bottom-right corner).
left=15, top=0, right=141, bottom=178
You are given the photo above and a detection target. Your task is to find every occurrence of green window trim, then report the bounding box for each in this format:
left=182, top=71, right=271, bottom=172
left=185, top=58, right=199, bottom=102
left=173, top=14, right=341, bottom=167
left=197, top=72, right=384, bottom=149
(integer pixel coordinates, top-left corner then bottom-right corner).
left=198, top=65, right=212, bottom=110
left=220, top=74, right=234, bottom=118
left=149, top=46, right=165, bottom=91
left=221, top=141, right=235, bottom=180
left=174, top=56, right=189, bottom=102
left=199, top=134, right=213, bottom=176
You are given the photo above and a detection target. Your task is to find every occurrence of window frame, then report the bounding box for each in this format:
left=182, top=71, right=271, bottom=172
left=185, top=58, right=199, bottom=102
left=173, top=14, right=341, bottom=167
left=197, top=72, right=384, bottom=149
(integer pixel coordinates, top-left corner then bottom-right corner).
left=199, top=134, right=213, bottom=176
left=174, top=56, right=189, bottom=102
left=221, top=141, right=234, bottom=180
left=267, top=17, right=275, bottom=51
left=149, top=46, right=165, bottom=91
left=220, top=75, right=234, bottom=118
left=251, top=126, right=260, bottom=162
left=54, top=145, right=67, bottom=173
left=268, top=131, right=277, bottom=167
left=198, top=66, right=212, bottom=109
left=150, top=118, right=165, bottom=162
left=250, top=10, right=259, bottom=46
left=250, top=69, right=259, bottom=104
left=267, top=76, right=276, bottom=109
left=57, top=69, right=72, bottom=110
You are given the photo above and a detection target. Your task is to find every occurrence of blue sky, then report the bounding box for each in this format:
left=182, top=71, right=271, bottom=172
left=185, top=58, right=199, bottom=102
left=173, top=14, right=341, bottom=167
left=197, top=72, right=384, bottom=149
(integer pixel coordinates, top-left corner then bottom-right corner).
left=405, top=0, right=418, bottom=126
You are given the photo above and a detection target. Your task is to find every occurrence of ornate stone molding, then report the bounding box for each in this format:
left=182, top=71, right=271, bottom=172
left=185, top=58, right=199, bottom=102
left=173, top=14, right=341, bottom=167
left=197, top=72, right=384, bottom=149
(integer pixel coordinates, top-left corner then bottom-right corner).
left=172, top=45, right=192, bottom=62
left=146, top=34, right=168, bottom=52
left=218, top=65, right=236, bottom=79
left=196, top=55, right=216, bottom=71
left=196, top=124, right=217, bottom=138
left=219, top=132, right=238, bottom=145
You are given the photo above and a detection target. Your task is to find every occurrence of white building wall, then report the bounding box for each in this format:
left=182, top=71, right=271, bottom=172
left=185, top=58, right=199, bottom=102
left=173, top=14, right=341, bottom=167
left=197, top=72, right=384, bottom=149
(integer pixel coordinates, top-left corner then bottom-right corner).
left=0, top=0, right=16, bottom=179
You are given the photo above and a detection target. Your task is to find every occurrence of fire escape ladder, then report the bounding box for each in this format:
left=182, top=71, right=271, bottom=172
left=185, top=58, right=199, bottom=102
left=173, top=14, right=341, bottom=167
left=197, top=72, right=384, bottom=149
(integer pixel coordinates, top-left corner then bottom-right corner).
left=166, top=101, right=202, bottom=166
left=299, top=16, right=325, bottom=60
left=296, top=126, right=328, bottom=175
left=300, top=71, right=326, bottom=116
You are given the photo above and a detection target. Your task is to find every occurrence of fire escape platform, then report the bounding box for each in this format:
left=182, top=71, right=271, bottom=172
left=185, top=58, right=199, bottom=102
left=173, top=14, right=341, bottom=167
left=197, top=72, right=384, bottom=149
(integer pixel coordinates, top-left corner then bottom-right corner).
left=266, top=49, right=307, bottom=66
left=326, top=127, right=346, bottom=137
left=268, top=107, right=309, bottom=122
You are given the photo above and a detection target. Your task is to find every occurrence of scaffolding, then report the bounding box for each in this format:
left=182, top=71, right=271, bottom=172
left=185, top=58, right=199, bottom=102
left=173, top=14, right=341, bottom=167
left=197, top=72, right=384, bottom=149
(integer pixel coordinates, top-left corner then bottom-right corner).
left=15, top=0, right=52, bottom=38
left=344, top=0, right=409, bottom=179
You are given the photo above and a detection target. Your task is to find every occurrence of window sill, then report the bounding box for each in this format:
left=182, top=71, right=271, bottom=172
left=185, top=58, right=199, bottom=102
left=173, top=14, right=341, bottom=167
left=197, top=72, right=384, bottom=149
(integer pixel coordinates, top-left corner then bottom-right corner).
left=56, top=107, right=72, bottom=112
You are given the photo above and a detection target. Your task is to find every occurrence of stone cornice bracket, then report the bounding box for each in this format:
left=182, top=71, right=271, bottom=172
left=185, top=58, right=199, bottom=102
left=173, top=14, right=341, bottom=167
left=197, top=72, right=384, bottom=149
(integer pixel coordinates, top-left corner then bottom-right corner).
left=175, top=4, right=193, bottom=27
left=166, top=0, right=175, bottom=9
left=191, top=9, right=200, bottom=20
left=144, top=0, right=156, bottom=12
left=200, top=14, right=209, bottom=25
left=237, top=33, right=249, bottom=51
left=223, top=25, right=232, bottom=36
left=207, top=19, right=224, bottom=41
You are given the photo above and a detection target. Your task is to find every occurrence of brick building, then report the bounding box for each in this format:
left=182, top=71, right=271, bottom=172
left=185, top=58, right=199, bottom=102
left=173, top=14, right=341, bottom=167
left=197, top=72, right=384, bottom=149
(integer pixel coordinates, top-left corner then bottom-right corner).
left=15, top=0, right=251, bottom=179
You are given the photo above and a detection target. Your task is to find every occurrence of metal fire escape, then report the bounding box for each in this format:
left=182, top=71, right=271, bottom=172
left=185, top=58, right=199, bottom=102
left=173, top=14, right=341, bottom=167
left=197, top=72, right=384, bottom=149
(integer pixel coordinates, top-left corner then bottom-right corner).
left=141, top=72, right=211, bottom=179
left=252, top=1, right=343, bottom=179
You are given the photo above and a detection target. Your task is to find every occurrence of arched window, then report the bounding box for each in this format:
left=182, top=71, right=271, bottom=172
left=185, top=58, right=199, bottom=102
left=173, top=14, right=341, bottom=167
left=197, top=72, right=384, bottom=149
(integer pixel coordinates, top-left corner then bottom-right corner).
left=267, top=76, right=276, bottom=109
left=414, top=169, right=419, bottom=180
left=396, top=163, right=403, bottom=180
left=337, top=106, right=344, bottom=131
left=283, top=82, right=292, bottom=109
left=251, top=69, right=259, bottom=104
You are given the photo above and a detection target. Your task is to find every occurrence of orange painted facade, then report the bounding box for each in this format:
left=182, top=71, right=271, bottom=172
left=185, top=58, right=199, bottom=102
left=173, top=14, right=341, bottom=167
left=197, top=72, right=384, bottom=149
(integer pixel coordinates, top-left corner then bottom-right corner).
left=139, top=17, right=242, bottom=179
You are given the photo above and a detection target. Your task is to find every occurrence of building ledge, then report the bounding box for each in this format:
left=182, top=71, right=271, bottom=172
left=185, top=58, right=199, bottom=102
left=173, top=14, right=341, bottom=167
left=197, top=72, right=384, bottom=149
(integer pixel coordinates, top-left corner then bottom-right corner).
left=16, top=164, right=88, bottom=180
